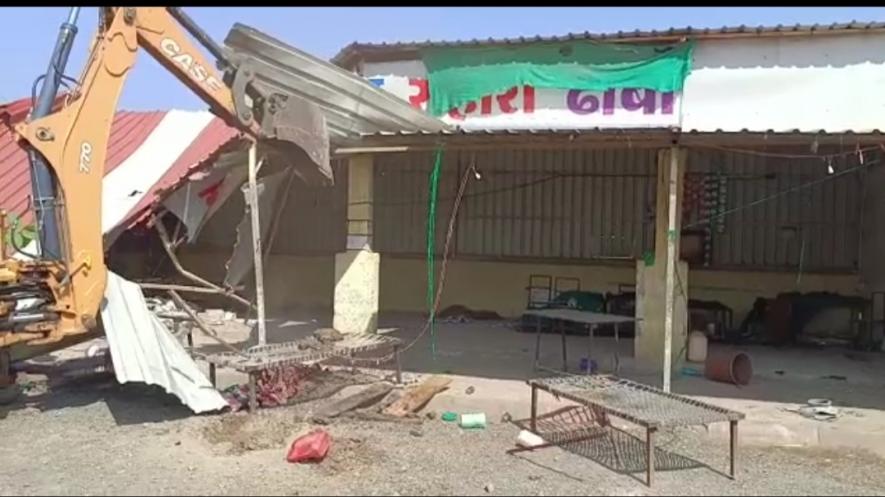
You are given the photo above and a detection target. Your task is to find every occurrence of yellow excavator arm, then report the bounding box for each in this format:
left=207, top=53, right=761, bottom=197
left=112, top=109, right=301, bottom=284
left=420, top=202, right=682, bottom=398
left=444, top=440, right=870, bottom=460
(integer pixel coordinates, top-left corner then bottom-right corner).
left=0, top=7, right=331, bottom=372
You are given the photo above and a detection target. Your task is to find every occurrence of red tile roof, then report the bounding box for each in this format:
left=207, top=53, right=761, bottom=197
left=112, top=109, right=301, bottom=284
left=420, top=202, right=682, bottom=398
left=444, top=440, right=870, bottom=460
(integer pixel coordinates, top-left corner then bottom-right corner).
left=0, top=96, right=241, bottom=231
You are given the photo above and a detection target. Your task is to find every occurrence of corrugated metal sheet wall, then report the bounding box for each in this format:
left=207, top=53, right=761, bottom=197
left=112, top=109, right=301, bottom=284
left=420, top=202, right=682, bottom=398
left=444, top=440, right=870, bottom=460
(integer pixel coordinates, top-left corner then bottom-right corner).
left=271, top=160, right=348, bottom=255
left=193, top=146, right=864, bottom=273
left=372, top=146, right=864, bottom=272
left=687, top=147, right=865, bottom=271
left=374, top=148, right=658, bottom=260
left=191, top=161, right=348, bottom=254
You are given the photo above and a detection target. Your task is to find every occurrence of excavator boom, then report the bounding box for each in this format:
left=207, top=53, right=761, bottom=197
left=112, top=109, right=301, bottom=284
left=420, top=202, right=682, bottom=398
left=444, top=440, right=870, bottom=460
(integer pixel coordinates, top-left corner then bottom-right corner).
left=0, top=7, right=332, bottom=373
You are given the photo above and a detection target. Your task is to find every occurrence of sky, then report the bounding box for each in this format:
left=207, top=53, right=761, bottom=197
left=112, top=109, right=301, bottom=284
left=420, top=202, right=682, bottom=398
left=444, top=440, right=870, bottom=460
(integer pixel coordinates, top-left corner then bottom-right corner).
left=2, top=6, right=885, bottom=111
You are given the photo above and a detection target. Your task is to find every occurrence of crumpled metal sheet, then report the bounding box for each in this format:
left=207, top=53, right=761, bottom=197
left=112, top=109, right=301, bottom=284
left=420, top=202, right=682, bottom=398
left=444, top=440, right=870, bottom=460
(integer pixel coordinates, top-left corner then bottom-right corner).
left=223, top=169, right=289, bottom=289
left=223, top=23, right=450, bottom=143
left=161, top=150, right=248, bottom=243
left=101, top=271, right=227, bottom=414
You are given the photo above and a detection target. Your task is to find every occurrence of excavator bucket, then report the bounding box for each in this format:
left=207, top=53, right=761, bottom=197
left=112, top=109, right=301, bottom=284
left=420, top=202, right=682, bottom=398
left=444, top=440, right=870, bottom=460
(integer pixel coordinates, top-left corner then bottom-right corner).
left=256, top=94, right=333, bottom=187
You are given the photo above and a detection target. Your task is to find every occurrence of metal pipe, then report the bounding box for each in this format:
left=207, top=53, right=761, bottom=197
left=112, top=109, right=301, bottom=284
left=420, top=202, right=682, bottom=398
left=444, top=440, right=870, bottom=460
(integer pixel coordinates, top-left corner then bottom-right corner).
left=164, top=8, right=266, bottom=115
left=27, top=7, right=80, bottom=260
left=165, top=7, right=227, bottom=65
left=0, top=312, right=54, bottom=327
left=729, top=421, right=738, bottom=479
left=646, top=427, right=656, bottom=487
left=247, top=143, right=268, bottom=346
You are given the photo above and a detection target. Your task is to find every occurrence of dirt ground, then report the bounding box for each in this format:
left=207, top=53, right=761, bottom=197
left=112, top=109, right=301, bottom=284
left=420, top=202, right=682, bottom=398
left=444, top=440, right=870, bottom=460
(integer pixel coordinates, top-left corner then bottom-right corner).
left=2, top=374, right=885, bottom=496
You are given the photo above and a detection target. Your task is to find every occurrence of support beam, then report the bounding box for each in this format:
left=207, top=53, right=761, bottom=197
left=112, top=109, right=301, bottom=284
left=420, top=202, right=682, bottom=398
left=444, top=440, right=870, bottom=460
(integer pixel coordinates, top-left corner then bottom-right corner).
left=247, top=142, right=267, bottom=346
left=634, top=146, right=688, bottom=385
left=662, top=146, right=680, bottom=393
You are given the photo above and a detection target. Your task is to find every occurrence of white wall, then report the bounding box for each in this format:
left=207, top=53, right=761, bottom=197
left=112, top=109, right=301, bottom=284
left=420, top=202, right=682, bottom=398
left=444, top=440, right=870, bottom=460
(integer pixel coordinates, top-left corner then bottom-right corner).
left=683, top=34, right=885, bottom=133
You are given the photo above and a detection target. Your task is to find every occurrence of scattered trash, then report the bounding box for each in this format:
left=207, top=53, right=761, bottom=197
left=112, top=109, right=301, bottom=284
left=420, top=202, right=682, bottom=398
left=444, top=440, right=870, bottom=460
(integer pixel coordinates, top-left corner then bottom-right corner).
left=821, top=375, right=847, bottom=381
left=705, top=350, right=752, bottom=385
left=425, top=411, right=437, bottom=420
left=465, top=386, right=475, bottom=395
left=784, top=398, right=841, bottom=422
left=680, top=366, right=702, bottom=377
left=500, top=412, right=513, bottom=423
left=239, top=366, right=310, bottom=411
left=441, top=411, right=458, bottom=422
left=286, top=429, right=332, bottom=464
left=459, top=412, right=487, bottom=429
left=579, top=357, right=598, bottom=374
left=516, top=430, right=546, bottom=448
left=484, top=483, right=495, bottom=493
left=438, top=305, right=503, bottom=322
left=409, top=429, right=423, bottom=438
left=311, top=416, right=330, bottom=426
left=528, top=475, right=542, bottom=482
left=313, top=328, right=345, bottom=343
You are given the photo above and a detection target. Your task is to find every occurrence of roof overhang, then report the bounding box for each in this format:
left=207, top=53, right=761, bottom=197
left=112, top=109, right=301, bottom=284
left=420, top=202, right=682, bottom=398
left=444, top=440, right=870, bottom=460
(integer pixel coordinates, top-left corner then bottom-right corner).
left=334, top=127, right=885, bottom=155
left=332, top=21, right=885, bottom=70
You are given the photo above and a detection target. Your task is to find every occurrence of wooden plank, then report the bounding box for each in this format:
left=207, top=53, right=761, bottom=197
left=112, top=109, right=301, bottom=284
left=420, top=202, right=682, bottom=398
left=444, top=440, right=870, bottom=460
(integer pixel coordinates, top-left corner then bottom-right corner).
left=316, top=383, right=394, bottom=418
left=383, top=376, right=452, bottom=417
left=343, top=409, right=423, bottom=425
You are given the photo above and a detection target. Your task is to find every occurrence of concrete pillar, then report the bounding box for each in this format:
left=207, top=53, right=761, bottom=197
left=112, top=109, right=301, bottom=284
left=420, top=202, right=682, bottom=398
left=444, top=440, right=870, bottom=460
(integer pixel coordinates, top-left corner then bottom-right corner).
left=635, top=147, right=689, bottom=376
left=333, top=154, right=380, bottom=334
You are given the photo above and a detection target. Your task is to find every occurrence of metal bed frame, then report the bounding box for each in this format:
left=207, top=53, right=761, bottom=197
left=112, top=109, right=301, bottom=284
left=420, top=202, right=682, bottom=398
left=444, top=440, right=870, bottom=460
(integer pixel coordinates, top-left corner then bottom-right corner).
left=524, top=374, right=745, bottom=487
left=203, top=334, right=403, bottom=412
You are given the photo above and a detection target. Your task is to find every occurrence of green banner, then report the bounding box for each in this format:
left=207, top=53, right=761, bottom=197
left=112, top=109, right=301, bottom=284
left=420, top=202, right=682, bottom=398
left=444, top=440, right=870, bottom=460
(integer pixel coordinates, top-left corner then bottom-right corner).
left=424, top=40, right=695, bottom=116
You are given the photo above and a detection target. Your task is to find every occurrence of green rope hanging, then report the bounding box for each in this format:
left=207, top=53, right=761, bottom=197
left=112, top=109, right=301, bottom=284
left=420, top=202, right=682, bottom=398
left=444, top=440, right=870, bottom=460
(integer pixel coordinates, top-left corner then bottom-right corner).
left=426, top=147, right=444, bottom=360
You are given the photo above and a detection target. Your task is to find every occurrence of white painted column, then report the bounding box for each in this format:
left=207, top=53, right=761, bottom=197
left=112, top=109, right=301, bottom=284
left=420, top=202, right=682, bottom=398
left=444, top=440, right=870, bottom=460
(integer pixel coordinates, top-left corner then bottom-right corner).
left=333, top=154, right=380, bottom=334
left=635, top=146, right=688, bottom=385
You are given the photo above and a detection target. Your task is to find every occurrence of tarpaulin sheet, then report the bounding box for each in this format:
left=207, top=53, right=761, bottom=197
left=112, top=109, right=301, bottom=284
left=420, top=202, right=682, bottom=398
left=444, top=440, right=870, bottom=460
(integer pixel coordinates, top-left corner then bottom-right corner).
left=424, top=40, right=694, bottom=115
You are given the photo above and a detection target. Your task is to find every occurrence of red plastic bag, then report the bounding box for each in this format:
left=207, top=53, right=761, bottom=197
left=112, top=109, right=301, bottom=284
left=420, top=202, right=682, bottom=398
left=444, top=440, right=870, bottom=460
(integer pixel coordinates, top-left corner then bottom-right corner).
left=286, top=429, right=331, bottom=463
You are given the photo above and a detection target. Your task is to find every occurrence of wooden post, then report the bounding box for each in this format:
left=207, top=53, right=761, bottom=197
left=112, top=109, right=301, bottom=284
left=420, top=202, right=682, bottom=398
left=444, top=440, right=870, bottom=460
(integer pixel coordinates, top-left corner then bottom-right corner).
left=662, top=146, right=680, bottom=393
left=247, top=142, right=268, bottom=346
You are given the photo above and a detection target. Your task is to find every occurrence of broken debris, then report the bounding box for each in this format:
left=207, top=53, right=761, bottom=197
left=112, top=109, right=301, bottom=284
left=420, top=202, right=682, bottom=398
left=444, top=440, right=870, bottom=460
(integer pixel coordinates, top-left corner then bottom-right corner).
left=784, top=399, right=842, bottom=422
left=383, top=375, right=451, bottom=417
left=459, top=412, right=487, bottom=429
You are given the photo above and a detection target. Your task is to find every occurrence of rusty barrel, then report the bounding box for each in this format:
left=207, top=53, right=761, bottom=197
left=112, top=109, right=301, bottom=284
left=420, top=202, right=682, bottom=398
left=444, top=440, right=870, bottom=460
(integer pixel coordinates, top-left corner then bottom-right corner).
left=704, top=349, right=752, bottom=385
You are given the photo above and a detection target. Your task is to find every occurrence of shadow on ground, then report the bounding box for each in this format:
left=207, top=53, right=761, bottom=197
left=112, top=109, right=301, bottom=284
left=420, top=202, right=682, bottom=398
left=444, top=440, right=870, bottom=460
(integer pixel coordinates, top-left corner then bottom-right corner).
left=507, top=405, right=717, bottom=485
left=1, top=373, right=195, bottom=426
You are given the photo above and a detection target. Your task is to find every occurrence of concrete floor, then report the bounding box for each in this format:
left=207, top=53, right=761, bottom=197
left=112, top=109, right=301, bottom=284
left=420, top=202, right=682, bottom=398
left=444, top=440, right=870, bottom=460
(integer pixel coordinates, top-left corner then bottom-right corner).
left=225, top=309, right=885, bottom=457
left=238, top=309, right=885, bottom=410
left=34, top=307, right=885, bottom=457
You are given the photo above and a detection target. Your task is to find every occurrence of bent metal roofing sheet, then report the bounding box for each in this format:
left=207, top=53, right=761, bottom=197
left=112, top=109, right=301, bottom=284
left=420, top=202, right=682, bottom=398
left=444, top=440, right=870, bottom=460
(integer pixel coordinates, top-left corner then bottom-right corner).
left=223, top=23, right=450, bottom=143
